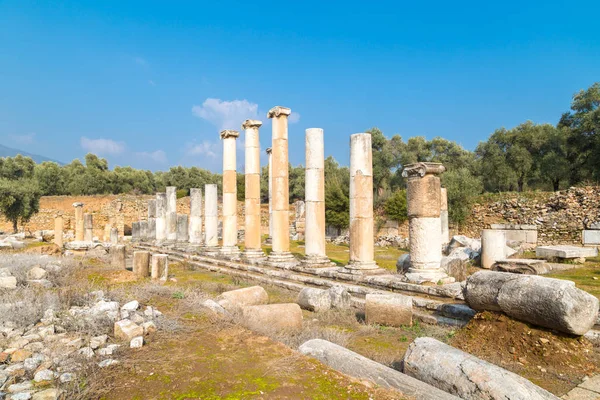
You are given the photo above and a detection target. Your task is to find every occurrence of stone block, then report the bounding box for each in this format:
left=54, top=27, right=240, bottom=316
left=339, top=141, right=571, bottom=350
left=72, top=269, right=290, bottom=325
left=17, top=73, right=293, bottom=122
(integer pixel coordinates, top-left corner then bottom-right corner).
left=297, top=288, right=331, bottom=312
left=114, top=320, right=143, bottom=341
left=241, top=303, right=303, bottom=331
left=583, top=230, right=600, bottom=245
left=216, top=286, right=268, bottom=309
left=536, top=245, right=597, bottom=259
left=492, top=259, right=550, bottom=275
left=365, top=293, right=412, bottom=327
left=0, top=276, right=17, bottom=289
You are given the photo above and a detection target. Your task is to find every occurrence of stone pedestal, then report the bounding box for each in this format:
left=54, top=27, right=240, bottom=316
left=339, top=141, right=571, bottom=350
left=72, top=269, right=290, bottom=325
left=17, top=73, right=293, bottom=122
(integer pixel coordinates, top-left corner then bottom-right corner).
left=402, top=162, right=449, bottom=283
left=346, top=133, right=378, bottom=271
left=84, top=213, right=93, bottom=242
left=133, top=251, right=150, bottom=277
left=155, top=193, right=167, bottom=241
left=242, top=120, right=265, bottom=260
left=481, top=229, right=506, bottom=269
left=110, top=227, right=118, bottom=245
left=132, top=221, right=140, bottom=242
left=54, top=216, right=63, bottom=248
left=189, top=188, right=203, bottom=245
left=112, top=245, right=126, bottom=269
left=267, top=106, right=296, bottom=265
left=440, top=188, right=450, bottom=246
left=204, top=184, right=219, bottom=253
left=177, top=214, right=189, bottom=242
left=166, top=186, right=177, bottom=241
left=151, top=254, right=168, bottom=281
left=139, top=220, right=148, bottom=242
left=266, top=147, right=273, bottom=244
left=220, top=130, right=241, bottom=257
left=303, top=128, right=332, bottom=267
left=147, top=218, right=156, bottom=241
left=73, top=202, right=84, bottom=241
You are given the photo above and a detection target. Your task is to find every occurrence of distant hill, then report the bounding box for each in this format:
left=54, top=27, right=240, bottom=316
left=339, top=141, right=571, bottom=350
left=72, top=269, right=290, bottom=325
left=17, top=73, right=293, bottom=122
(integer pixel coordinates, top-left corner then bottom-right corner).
left=0, top=144, right=63, bottom=165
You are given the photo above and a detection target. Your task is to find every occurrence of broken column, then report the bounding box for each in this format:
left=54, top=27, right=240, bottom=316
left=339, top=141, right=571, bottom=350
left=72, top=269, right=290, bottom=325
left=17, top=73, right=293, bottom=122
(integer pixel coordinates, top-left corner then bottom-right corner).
left=189, top=188, right=203, bottom=245
left=242, top=119, right=265, bottom=259
left=147, top=199, right=156, bottom=242
left=220, top=129, right=240, bottom=256
left=177, top=214, right=189, bottom=242
left=155, top=193, right=167, bottom=241
left=481, top=229, right=506, bottom=269
left=440, top=188, right=449, bottom=246
left=84, top=213, right=93, bottom=242
left=204, top=183, right=219, bottom=251
left=303, top=128, right=330, bottom=266
left=402, top=162, right=449, bottom=283
left=110, top=227, right=118, bottom=244
left=139, top=220, right=148, bottom=242
left=133, top=251, right=150, bottom=278
left=166, top=186, right=177, bottom=241
left=151, top=254, right=168, bottom=281
left=267, top=106, right=295, bottom=264
left=266, top=147, right=273, bottom=243
left=346, top=133, right=377, bottom=271
left=54, top=215, right=63, bottom=248
left=73, top=202, right=84, bottom=241
left=111, top=245, right=126, bottom=269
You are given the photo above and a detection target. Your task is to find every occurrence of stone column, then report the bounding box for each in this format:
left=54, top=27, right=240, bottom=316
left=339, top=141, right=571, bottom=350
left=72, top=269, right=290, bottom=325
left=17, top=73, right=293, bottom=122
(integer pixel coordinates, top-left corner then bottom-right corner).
left=139, top=220, right=148, bottom=242
left=132, top=221, right=140, bottom=241
left=166, top=186, right=177, bottom=241
left=177, top=214, right=189, bottom=242
left=54, top=215, right=63, bottom=248
left=151, top=254, right=169, bottom=281
left=133, top=251, right=150, bottom=278
left=242, top=119, right=265, bottom=259
left=147, top=199, right=157, bottom=242
left=440, top=188, right=450, bottom=246
left=111, top=245, right=126, bottom=269
left=189, top=188, right=203, bottom=245
left=73, top=202, right=84, bottom=241
left=84, top=213, right=93, bottom=242
left=204, top=184, right=219, bottom=251
left=481, top=229, right=506, bottom=269
left=402, top=162, right=449, bottom=283
left=155, top=193, right=167, bottom=241
left=346, top=133, right=377, bottom=271
left=220, top=129, right=240, bottom=256
left=110, top=227, right=118, bottom=245
left=266, top=147, right=273, bottom=243
left=267, top=106, right=295, bottom=264
left=303, top=128, right=330, bottom=266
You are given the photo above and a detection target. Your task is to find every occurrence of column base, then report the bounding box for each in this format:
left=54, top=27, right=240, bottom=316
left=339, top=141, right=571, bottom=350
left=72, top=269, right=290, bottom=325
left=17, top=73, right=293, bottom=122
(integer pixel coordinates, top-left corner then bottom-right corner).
left=203, top=246, right=220, bottom=257
left=345, top=260, right=379, bottom=270
left=404, top=268, right=454, bottom=284
left=219, top=246, right=241, bottom=259
left=242, top=248, right=267, bottom=263
left=266, top=251, right=298, bottom=267
left=301, top=254, right=335, bottom=268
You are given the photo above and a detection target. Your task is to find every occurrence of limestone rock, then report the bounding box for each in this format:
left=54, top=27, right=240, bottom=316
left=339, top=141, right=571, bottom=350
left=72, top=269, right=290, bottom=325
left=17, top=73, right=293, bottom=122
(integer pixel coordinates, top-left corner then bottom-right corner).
left=27, top=266, right=47, bottom=280
left=121, top=300, right=139, bottom=311
left=114, top=320, right=143, bottom=341
left=32, top=389, right=60, bottom=400
left=33, top=369, right=55, bottom=382
left=130, top=336, right=143, bottom=348
left=402, top=337, right=559, bottom=400
left=10, top=349, right=32, bottom=362
left=0, top=276, right=17, bottom=289
left=328, top=285, right=352, bottom=309
left=89, top=334, right=108, bottom=349
left=216, top=286, right=268, bottom=309
left=464, top=271, right=599, bottom=335
left=365, top=293, right=412, bottom=327
left=297, top=288, right=331, bottom=312
left=201, top=299, right=227, bottom=315
left=142, top=321, right=157, bottom=335
left=241, top=303, right=302, bottom=331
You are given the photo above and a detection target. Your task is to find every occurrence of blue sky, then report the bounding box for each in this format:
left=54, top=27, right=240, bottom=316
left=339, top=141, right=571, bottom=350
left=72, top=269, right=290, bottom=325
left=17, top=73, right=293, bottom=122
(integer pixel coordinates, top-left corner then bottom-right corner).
left=1, top=0, right=598, bottom=172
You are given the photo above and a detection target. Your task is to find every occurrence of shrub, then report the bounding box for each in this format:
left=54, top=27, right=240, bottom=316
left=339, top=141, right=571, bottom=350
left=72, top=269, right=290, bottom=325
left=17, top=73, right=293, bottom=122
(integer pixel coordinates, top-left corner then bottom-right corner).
left=384, top=189, right=408, bottom=223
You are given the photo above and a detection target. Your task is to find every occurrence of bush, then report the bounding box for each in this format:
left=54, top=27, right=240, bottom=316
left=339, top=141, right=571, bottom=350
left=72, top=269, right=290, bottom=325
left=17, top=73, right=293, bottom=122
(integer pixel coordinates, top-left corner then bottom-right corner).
left=176, top=189, right=188, bottom=199
left=442, top=167, right=483, bottom=226
left=384, top=190, right=408, bottom=223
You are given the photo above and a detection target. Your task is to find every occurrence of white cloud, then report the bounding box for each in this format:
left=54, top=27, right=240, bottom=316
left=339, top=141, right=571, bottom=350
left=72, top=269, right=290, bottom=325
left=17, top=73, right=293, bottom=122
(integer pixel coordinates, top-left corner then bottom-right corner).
left=9, top=133, right=36, bottom=145
left=184, top=140, right=219, bottom=158
left=192, top=98, right=259, bottom=131
left=289, top=111, right=301, bottom=124
left=80, top=137, right=125, bottom=155
left=135, top=150, right=167, bottom=164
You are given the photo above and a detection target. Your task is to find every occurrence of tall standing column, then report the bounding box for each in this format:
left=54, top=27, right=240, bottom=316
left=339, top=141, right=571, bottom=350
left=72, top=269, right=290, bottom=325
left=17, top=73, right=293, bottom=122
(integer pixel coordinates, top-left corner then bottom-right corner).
left=84, top=213, right=93, bottom=242
left=267, top=106, right=296, bottom=264
left=346, top=133, right=378, bottom=270
left=266, top=147, right=273, bottom=243
left=189, top=188, right=203, bottom=245
left=220, top=129, right=241, bottom=256
left=73, top=202, right=84, bottom=241
left=155, top=193, right=167, bottom=241
left=440, top=188, right=450, bottom=246
left=402, top=162, right=449, bottom=283
left=242, top=120, right=265, bottom=259
left=204, top=184, right=219, bottom=252
left=303, top=128, right=331, bottom=266
left=147, top=199, right=157, bottom=242
left=166, top=186, right=177, bottom=241
left=54, top=215, right=63, bottom=248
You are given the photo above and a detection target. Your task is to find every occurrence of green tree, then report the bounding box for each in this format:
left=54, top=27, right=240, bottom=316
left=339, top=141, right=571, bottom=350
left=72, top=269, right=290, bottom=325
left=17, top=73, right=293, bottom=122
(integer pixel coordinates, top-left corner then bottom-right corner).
left=0, top=178, right=41, bottom=232
left=367, top=128, right=395, bottom=197
left=384, top=190, right=408, bottom=223
left=34, top=162, right=66, bottom=195
left=324, top=156, right=350, bottom=230
left=442, top=168, right=483, bottom=225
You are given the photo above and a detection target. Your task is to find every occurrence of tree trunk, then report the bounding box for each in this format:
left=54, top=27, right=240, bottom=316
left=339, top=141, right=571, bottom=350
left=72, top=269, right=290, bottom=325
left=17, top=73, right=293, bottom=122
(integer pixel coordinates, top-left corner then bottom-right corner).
left=517, top=178, right=524, bottom=192
left=12, top=220, right=18, bottom=233
left=553, top=179, right=560, bottom=192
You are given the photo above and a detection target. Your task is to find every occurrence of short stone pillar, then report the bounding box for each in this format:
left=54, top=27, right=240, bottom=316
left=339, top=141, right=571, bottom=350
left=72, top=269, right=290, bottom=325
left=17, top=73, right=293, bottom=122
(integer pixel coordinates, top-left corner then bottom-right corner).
left=220, top=129, right=240, bottom=256
left=266, top=147, right=273, bottom=243
left=132, top=221, right=140, bottom=242
left=155, top=193, right=167, bottom=241
left=177, top=214, right=189, bottom=242
left=73, top=202, right=84, bottom=241
left=84, top=213, right=93, bottom=242
left=267, top=106, right=295, bottom=264
left=440, top=188, right=450, bottom=246
left=204, top=184, right=219, bottom=251
left=110, top=227, right=118, bottom=245
left=111, top=245, right=126, bottom=269
left=189, top=188, right=203, bottom=245
left=402, top=162, right=449, bottom=283
left=242, top=119, right=265, bottom=259
left=54, top=215, right=63, bottom=248
left=140, top=220, right=148, bottom=241
left=151, top=254, right=168, bottom=281
left=166, top=186, right=177, bottom=241
left=303, top=128, right=330, bottom=266
left=133, top=251, right=150, bottom=277
left=346, top=133, right=377, bottom=270
left=147, top=199, right=157, bottom=242
left=481, top=229, right=506, bottom=269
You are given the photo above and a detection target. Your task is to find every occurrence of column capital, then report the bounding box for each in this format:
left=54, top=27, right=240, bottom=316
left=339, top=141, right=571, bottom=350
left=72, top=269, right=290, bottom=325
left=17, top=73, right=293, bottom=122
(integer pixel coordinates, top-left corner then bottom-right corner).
left=266, top=147, right=272, bottom=154
left=267, top=106, right=291, bottom=119
left=72, top=202, right=84, bottom=208
left=402, top=162, right=446, bottom=178
left=220, top=129, right=240, bottom=139
left=242, top=119, right=263, bottom=130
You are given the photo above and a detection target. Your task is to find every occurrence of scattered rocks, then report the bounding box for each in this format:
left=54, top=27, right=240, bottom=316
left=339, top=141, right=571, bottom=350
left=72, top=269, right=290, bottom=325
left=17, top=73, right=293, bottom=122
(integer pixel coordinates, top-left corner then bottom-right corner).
left=297, top=288, right=331, bottom=312
left=216, top=286, right=268, bottom=309
left=241, top=303, right=303, bottom=331
left=114, top=320, right=144, bottom=342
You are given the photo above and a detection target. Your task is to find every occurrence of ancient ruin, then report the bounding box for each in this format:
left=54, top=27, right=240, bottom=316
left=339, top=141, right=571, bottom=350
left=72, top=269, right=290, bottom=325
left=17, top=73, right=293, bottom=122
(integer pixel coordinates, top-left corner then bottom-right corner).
left=242, top=120, right=265, bottom=260
left=220, top=130, right=240, bottom=256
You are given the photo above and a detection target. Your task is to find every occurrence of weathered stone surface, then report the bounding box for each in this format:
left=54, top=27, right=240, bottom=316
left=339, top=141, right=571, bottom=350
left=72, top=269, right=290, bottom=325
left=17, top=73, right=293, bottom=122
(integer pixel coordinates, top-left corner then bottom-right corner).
left=536, top=245, right=597, bottom=259
left=114, top=320, right=144, bottom=341
left=403, top=337, right=559, bottom=400
left=492, top=258, right=550, bottom=275
left=365, top=293, right=412, bottom=327
left=32, top=389, right=60, bottom=400
left=201, top=299, right=227, bottom=315
left=299, top=339, right=459, bottom=400
left=464, top=271, right=599, bottom=335
left=216, top=286, right=268, bottom=309
left=27, top=266, right=47, bottom=280
left=130, top=336, right=143, bottom=348
left=328, top=285, right=352, bottom=309
left=396, top=253, right=411, bottom=273
left=583, top=230, right=600, bottom=245
left=242, top=303, right=302, bottom=331
left=297, top=287, right=331, bottom=312
left=0, top=276, right=17, bottom=289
